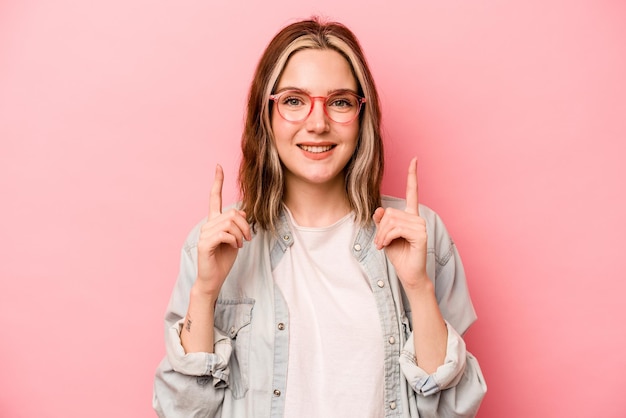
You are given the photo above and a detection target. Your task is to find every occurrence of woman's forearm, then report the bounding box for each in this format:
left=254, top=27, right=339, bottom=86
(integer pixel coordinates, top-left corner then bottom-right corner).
left=180, top=283, right=218, bottom=353
left=405, top=279, right=448, bottom=374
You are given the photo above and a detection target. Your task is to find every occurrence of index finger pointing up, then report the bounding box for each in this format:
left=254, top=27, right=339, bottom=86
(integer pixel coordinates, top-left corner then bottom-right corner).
left=209, top=164, right=224, bottom=219
left=405, top=157, right=419, bottom=215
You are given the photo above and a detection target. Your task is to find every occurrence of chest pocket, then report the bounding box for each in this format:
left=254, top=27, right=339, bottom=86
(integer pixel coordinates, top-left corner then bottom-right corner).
left=214, top=298, right=255, bottom=399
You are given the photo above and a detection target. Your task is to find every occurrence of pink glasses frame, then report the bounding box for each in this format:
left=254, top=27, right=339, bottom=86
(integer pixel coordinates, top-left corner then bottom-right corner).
left=269, top=89, right=367, bottom=125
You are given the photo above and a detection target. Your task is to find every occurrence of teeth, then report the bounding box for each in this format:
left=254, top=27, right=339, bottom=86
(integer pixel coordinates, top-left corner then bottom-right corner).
left=299, top=145, right=333, bottom=153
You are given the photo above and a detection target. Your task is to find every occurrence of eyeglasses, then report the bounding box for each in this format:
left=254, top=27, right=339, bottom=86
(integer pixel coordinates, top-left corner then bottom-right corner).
left=269, top=89, right=366, bottom=124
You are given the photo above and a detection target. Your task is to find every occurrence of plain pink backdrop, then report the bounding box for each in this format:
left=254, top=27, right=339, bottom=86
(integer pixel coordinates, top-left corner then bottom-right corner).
left=1, top=1, right=625, bottom=417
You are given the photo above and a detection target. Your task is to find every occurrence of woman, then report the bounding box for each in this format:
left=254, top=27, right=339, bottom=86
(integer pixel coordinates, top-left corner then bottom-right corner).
left=153, top=18, right=486, bottom=417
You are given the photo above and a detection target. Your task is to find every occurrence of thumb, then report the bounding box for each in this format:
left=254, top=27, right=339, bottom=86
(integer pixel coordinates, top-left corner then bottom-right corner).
left=372, top=207, right=385, bottom=225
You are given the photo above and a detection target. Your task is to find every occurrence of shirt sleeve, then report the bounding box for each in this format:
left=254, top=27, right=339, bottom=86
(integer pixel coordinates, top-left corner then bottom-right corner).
left=152, top=220, right=230, bottom=418
left=399, top=321, right=468, bottom=396
left=400, top=324, right=486, bottom=417
left=398, top=206, right=487, bottom=417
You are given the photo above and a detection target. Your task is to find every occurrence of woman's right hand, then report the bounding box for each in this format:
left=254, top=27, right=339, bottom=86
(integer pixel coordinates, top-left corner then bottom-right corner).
left=195, top=164, right=251, bottom=298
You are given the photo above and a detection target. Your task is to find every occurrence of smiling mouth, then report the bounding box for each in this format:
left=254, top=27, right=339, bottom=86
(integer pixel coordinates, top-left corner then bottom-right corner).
left=297, top=144, right=335, bottom=153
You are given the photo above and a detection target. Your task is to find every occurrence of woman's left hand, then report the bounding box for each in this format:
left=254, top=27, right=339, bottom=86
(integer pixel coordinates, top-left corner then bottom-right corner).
left=375, top=158, right=448, bottom=373
left=373, top=158, right=429, bottom=290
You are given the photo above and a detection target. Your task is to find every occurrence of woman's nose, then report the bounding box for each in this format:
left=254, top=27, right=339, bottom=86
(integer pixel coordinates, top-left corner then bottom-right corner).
left=305, top=98, right=330, bottom=133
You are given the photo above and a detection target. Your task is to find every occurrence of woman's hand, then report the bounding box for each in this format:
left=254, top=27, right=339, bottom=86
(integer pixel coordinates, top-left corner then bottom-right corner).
left=195, top=164, right=252, bottom=297
left=373, top=158, right=428, bottom=290
left=374, top=158, right=447, bottom=372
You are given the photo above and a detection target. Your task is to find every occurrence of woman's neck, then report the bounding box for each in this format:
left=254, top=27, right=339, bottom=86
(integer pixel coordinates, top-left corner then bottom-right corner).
left=283, top=176, right=351, bottom=227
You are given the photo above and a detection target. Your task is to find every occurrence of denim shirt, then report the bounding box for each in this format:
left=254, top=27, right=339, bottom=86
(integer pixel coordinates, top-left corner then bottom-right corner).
left=153, top=197, right=487, bottom=417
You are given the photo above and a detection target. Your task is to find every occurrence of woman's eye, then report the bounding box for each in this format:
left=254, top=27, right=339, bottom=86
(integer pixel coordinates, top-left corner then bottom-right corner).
left=283, top=96, right=305, bottom=106
left=329, top=97, right=355, bottom=108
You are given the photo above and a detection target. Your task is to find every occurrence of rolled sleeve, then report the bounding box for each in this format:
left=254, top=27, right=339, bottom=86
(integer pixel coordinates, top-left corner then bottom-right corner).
left=399, top=322, right=486, bottom=417
left=153, top=309, right=234, bottom=417
left=153, top=220, right=233, bottom=417
left=165, top=319, right=233, bottom=387
left=399, top=321, right=466, bottom=396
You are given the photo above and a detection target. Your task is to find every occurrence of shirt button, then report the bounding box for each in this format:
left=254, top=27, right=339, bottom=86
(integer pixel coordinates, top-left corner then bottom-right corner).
left=377, top=280, right=384, bottom=288
left=282, top=235, right=290, bottom=241
left=353, top=243, right=362, bottom=251
left=273, top=389, right=281, bottom=397
left=390, top=401, right=397, bottom=410
left=229, top=326, right=236, bottom=337
left=388, top=336, right=396, bottom=345
left=277, top=322, right=285, bottom=331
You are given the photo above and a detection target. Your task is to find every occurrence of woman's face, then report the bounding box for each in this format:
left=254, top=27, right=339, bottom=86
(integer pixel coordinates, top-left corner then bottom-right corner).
left=271, top=48, right=360, bottom=190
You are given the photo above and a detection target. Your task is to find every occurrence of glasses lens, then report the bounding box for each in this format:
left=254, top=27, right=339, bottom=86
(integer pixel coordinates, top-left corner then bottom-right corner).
left=276, top=91, right=311, bottom=122
left=326, top=93, right=360, bottom=123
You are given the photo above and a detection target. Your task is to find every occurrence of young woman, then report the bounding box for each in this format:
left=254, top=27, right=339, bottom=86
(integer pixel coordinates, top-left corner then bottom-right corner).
left=153, top=18, right=486, bottom=418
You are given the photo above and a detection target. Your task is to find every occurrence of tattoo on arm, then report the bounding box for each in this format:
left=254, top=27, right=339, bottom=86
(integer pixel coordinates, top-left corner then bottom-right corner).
left=185, top=316, right=192, bottom=332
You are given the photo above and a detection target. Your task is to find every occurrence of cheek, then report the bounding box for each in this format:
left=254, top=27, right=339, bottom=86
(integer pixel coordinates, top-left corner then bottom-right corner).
left=345, top=125, right=360, bottom=147
left=270, top=114, right=296, bottom=149
left=270, top=111, right=285, bottom=140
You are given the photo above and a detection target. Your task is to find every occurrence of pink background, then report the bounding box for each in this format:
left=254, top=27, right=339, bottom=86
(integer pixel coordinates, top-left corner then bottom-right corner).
left=1, top=1, right=625, bottom=417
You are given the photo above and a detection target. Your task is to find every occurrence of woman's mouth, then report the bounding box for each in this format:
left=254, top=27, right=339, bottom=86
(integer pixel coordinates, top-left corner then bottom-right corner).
left=297, top=144, right=335, bottom=153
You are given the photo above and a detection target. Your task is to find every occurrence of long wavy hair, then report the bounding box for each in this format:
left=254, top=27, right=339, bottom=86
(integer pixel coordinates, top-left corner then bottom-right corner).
left=238, top=17, right=384, bottom=233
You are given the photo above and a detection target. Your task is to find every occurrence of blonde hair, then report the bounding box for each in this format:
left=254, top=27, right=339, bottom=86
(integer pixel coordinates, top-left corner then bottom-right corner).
left=239, top=18, right=384, bottom=233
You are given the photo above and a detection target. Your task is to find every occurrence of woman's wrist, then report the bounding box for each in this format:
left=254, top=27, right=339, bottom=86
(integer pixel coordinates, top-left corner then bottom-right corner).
left=402, top=274, right=434, bottom=294
left=191, top=279, right=221, bottom=301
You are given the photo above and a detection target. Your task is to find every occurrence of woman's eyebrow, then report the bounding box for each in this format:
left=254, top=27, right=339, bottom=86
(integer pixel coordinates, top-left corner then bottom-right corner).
left=273, top=86, right=358, bottom=95
left=273, top=86, right=308, bottom=94
left=327, top=88, right=359, bottom=95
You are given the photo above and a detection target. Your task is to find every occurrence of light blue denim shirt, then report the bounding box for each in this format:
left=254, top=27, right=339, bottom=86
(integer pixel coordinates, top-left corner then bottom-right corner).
left=153, top=197, right=487, bottom=417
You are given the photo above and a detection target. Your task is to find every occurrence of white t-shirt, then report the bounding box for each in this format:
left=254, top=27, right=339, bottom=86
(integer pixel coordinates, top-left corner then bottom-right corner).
left=272, top=208, right=384, bottom=418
